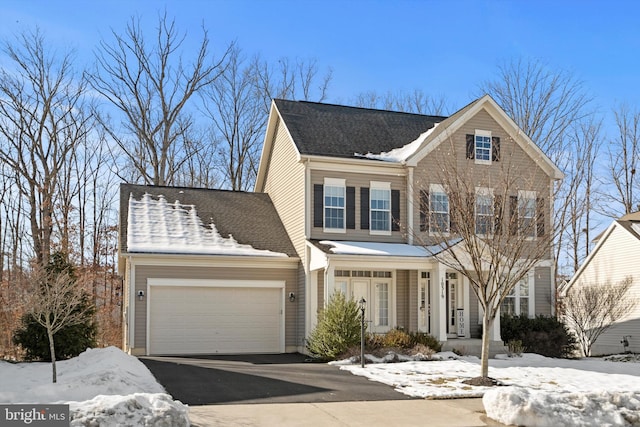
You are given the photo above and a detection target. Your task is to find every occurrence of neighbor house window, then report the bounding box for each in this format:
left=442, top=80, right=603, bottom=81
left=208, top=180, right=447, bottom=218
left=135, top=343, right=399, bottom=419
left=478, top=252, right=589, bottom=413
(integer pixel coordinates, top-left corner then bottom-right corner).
left=370, top=181, right=391, bottom=234
left=475, top=130, right=492, bottom=164
left=430, top=184, right=450, bottom=233
left=518, top=190, right=536, bottom=238
left=475, top=187, right=493, bottom=235
left=324, top=178, right=345, bottom=232
left=501, top=273, right=533, bottom=317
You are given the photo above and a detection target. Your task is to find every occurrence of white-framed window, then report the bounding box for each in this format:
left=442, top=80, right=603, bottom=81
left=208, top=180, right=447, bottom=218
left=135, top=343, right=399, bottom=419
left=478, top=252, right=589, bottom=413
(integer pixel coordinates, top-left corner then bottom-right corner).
left=429, top=184, right=450, bottom=233
left=370, top=181, right=391, bottom=234
left=324, top=178, right=345, bottom=232
left=375, top=282, right=389, bottom=326
left=518, top=190, right=536, bottom=238
left=475, top=130, right=492, bottom=165
left=501, top=272, right=534, bottom=317
left=475, top=187, right=493, bottom=235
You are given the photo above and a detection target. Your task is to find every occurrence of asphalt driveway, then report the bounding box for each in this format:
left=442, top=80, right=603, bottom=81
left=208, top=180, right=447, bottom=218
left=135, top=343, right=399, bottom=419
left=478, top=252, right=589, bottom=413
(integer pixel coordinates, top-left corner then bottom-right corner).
left=140, top=353, right=415, bottom=406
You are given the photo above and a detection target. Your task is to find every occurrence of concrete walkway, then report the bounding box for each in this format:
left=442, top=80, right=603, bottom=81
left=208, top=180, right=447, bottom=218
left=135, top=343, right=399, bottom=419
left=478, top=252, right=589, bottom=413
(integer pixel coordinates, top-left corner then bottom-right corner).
left=189, top=398, right=506, bottom=427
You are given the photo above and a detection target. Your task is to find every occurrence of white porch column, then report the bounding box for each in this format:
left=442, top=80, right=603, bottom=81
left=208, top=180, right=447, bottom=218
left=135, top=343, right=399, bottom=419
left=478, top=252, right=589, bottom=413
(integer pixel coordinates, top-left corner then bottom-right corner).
left=491, top=307, right=502, bottom=341
left=432, top=262, right=447, bottom=341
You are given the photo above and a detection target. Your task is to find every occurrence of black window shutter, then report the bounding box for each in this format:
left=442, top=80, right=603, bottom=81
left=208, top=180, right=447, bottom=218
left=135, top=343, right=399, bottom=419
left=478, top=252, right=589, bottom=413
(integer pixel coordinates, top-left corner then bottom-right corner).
left=492, top=137, right=500, bottom=161
left=494, top=195, right=503, bottom=235
left=391, top=189, right=400, bottom=231
left=346, top=186, right=355, bottom=229
left=466, top=134, right=475, bottom=159
left=509, top=196, right=519, bottom=236
left=420, top=190, right=429, bottom=232
left=360, top=187, right=369, bottom=230
left=536, top=197, right=545, bottom=236
left=313, top=184, right=323, bottom=228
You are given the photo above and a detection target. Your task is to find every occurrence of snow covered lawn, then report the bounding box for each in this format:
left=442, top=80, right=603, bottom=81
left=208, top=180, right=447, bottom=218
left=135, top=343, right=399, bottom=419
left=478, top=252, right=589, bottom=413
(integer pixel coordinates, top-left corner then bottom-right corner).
left=335, top=352, right=640, bottom=426
left=0, top=347, right=189, bottom=426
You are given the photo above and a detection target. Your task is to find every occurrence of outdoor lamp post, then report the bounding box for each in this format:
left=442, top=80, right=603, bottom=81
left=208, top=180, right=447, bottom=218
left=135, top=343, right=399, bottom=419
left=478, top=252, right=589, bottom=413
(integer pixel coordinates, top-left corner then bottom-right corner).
left=359, top=297, right=366, bottom=368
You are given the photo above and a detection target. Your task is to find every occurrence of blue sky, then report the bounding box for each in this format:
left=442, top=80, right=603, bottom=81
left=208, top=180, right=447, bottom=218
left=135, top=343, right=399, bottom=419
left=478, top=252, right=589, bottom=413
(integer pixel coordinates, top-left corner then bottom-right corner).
left=2, top=0, right=639, bottom=117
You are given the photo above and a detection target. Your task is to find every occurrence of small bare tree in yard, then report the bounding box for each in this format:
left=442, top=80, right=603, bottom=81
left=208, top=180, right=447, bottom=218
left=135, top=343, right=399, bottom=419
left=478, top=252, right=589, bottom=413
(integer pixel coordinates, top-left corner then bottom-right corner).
left=27, top=264, right=92, bottom=383
left=563, top=277, right=636, bottom=357
left=416, top=136, right=559, bottom=380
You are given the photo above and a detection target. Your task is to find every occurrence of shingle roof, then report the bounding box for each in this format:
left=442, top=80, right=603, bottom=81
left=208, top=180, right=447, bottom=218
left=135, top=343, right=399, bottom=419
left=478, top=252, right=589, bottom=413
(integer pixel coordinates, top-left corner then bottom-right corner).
left=274, top=99, right=446, bottom=158
left=119, top=184, right=298, bottom=257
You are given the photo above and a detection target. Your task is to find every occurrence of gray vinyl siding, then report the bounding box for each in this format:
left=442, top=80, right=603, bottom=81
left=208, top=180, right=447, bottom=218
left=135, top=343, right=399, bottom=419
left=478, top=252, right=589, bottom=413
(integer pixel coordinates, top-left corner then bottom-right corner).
left=396, top=270, right=410, bottom=330
left=310, top=170, right=407, bottom=242
left=263, top=118, right=306, bottom=261
left=133, top=263, right=298, bottom=350
left=534, top=266, right=552, bottom=316
left=413, top=109, right=553, bottom=260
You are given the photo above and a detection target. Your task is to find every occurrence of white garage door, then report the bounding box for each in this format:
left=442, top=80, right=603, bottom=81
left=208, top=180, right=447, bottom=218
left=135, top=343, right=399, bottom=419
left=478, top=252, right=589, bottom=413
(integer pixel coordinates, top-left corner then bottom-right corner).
left=148, top=283, right=283, bottom=355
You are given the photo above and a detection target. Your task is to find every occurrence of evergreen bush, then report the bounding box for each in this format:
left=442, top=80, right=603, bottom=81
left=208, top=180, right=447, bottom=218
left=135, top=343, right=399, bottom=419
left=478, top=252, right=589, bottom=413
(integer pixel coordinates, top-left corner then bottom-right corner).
left=501, top=314, right=577, bottom=358
left=306, top=292, right=363, bottom=361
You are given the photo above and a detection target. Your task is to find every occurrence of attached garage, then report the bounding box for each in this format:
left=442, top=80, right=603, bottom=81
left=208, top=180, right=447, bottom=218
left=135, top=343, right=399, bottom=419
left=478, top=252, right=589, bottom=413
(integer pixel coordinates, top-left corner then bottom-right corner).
left=147, top=279, right=285, bottom=355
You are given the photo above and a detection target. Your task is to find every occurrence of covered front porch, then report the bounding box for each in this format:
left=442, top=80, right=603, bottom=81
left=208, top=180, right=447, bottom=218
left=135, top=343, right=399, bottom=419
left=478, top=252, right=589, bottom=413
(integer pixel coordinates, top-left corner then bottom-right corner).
left=305, top=240, right=503, bottom=349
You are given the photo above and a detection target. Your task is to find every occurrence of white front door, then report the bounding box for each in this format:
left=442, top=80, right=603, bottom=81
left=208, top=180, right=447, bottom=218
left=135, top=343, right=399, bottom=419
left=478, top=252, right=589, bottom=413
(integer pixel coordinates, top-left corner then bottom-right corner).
left=418, top=272, right=431, bottom=333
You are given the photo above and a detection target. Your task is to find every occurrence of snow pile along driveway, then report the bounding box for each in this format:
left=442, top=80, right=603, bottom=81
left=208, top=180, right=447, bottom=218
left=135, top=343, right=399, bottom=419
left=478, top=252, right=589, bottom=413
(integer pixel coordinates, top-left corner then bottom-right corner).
left=336, top=352, right=640, bottom=426
left=0, top=347, right=188, bottom=426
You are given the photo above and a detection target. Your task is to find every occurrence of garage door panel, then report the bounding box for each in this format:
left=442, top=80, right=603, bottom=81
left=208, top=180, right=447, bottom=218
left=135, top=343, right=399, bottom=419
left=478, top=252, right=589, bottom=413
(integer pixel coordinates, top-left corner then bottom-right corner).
left=149, top=285, right=283, bottom=355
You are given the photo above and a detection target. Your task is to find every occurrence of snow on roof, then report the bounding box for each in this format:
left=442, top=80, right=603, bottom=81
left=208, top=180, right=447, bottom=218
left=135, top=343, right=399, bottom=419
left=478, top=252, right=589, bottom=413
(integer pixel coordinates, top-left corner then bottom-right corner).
left=319, top=240, right=447, bottom=257
left=127, top=193, right=287, bottom=257
left=355, top=123, right=439, bottom=162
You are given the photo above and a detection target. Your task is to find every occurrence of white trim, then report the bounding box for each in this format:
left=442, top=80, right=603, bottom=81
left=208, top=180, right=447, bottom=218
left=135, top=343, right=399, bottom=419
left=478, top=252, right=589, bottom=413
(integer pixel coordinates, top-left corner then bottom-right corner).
left=407, top=168, right=414, bottom=244
left=303, top=156, right=407, bottom=175
left=124, top=254, right=298, bottom=269
left=146, top=279, right=286, bottom=355
left=127, top=257, right=135, bottom=352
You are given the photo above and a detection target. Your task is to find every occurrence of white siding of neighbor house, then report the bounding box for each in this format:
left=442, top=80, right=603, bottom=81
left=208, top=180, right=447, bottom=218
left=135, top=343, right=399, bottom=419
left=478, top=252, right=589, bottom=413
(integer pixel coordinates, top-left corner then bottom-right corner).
left=570, top=223, right=640, bottom=355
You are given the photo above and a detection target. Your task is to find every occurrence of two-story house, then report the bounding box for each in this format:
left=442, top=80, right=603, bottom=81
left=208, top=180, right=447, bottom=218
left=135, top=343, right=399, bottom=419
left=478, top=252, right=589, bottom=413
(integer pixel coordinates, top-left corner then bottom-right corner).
left=119, top=94, right=562, bottom=356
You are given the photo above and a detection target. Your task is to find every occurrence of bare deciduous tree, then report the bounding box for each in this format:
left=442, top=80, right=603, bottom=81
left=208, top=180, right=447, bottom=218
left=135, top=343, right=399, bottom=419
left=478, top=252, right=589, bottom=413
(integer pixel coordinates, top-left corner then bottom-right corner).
left=479, top=57, right=596, bottom=282
left=88, top=12, right=231, bottom=186
left=28, top=263, right=93, bottom=383
left=0, top=28, right=91, bottom=267
left=563, top=276, right=636, bottom=356
left=351, top=89, right=450, bottom=115
left=201, top=46, right=264, bottom=190
left=601, top=104, right=640, bottom=217
left=416, top=139, right=558, bottom=379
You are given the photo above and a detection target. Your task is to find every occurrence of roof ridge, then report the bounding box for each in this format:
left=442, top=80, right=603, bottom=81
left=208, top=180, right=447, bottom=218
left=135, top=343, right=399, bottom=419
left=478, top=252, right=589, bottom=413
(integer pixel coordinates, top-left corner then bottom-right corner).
left=274, top=98, right=449, bottom=120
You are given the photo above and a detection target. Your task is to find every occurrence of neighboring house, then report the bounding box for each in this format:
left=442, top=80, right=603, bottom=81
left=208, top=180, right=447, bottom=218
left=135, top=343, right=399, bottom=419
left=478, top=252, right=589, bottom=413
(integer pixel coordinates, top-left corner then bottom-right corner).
left=565, top=212, right=640, bottom=355
left=120, top=94, right=562, bottom=356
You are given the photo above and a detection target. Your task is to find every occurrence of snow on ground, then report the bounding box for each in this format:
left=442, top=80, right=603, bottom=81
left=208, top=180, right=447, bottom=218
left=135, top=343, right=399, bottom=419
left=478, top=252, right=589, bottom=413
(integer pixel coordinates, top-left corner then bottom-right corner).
left=0, top=347, right=189, bottom=426
left=335, top=352, right=640, bottom=426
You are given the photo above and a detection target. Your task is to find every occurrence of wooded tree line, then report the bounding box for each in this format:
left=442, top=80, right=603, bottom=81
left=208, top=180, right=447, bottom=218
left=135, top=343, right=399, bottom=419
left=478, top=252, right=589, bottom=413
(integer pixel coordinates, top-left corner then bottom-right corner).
left=0, top=13, right=638, bottom=356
